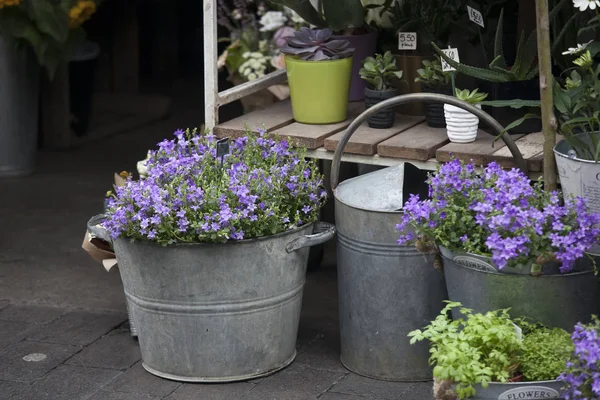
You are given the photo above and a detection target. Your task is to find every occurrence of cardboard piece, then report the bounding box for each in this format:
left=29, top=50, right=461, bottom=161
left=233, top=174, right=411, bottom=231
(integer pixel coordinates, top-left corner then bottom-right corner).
left=81, top=232, right=118, bottom=272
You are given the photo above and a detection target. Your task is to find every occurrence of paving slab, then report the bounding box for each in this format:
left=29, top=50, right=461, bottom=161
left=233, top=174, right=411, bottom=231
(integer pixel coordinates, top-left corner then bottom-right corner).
left=328, top=373, right=414, bottom=400
left=319, top=393, right=372, bottom=400
left=165, top=381, right=255, bottom=400
left=0, top=320, right=36, bottom=351
left=0, top=340, right=80, bottom=382
left=238, top=363, right=346, bottom=400
left=105, top=361, right=181, bottom=397
left=19, top=365, right=121, bottom=400
left=0, top=378, right=32, bottom=400
left=295, top=331, right=346, bottom=374
left=27, top=310, right=126, bottom=346
left=65, top=330, right=141, bottom=370
left=400, top=382, right=434, bottom=400
left=88, top=390, right=162, bottom=400
left=0, top=304, right=65, bottom=325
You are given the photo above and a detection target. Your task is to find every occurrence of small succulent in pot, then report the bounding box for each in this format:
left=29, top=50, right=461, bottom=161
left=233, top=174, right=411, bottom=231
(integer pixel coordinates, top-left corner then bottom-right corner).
left=281, top=28, right=355, bottom=125
left=444, top=88, right=488, bottom=143
left=416, top=57, right=453, bottom=128
left=359, top=51, right=404, bottom=129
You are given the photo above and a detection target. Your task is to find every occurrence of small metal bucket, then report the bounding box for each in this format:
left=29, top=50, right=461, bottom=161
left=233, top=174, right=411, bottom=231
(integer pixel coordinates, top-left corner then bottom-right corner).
left=88, top=215, right=335, bottom=382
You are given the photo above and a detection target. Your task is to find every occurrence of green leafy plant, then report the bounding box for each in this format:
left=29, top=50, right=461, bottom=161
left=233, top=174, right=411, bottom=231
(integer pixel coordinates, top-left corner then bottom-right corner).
left=415, top=56, right=451, bottom=88
left=520, top=326, right=573, bottom=381
left=0, top=0, right=100, bottom=78
left=434, top=8, right=538, bottom=83
left=455, top=88, right=488, bottom=104
left=267, top=0, right=365, bottom=33
left=408, top=302, right=522, bottom=399
left=359, top=51, right=403, bottom=91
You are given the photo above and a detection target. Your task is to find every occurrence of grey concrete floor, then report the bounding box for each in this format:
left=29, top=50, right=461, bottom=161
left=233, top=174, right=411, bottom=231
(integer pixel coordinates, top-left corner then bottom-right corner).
left=0, top=102, right=432, bottom=399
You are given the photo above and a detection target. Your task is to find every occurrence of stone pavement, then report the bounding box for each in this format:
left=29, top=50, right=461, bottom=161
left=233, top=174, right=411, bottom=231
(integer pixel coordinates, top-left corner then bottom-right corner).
left=0, top=98, right=432, bottom=399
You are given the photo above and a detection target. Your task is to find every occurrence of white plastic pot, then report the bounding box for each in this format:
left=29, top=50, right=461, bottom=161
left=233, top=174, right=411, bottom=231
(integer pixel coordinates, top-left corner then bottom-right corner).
left=444, top=103, right=481, bottom=143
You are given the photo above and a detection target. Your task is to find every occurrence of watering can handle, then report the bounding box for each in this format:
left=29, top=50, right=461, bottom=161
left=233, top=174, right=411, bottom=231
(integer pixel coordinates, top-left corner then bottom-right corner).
left=329, top=93, right=527, bottom=190
left=285, top=222, right=336, bottom=253
left=87, top=214, right=113, bottom=245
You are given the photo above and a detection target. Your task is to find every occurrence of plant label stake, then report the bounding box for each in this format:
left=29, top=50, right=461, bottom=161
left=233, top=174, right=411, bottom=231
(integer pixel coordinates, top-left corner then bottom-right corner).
left=216, top=137, right=230, bottom=172
left=398, top=32, right=417, bottom=51
left=467, top=5, right=487, bottom=65
left=441, top=47, right=459, bottom=95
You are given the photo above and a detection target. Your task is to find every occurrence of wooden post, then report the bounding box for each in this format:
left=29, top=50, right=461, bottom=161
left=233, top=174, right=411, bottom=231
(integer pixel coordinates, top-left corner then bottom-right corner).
left=535, top=0, right=558, bottom=191
left=41, top=64, right=72, bottom=149
left=112, top=0, right=139, bottom=93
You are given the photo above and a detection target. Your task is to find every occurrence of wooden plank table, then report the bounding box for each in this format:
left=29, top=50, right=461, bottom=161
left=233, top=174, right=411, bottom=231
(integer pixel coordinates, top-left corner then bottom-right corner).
left=213, top=100, right=545, bottom=178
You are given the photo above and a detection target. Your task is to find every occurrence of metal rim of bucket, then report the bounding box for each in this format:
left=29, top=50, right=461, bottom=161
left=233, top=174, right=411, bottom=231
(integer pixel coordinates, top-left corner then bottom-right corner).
left=330, top=93, right=527, bottom=190
left=554, top=131, right=600, bottom=164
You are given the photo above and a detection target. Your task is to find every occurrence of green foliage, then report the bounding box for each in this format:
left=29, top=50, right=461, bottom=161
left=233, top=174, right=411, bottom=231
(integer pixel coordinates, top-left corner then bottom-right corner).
left=433, top=9, right=538, bottom=83
left=408, top=302, right=522, bottom=399
left=520, top=326, right=573, bottom=382
left=359, top=51, right=403, bottom=91
left=455, top=88, right=488, bottom=104
left=268, top=0, right=365, bottom=32
left=415, top=56, right=450, bottom=88
left=0, top=1, right=98, bottom=79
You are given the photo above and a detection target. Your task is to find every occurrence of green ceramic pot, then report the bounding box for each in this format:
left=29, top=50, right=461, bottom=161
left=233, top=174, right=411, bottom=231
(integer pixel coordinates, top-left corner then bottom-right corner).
left=285, top=55, right=353, bottom=124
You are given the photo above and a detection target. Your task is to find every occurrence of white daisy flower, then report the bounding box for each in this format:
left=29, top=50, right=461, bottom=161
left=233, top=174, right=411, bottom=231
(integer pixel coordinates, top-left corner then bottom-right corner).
left=573, top=0, right=600, bottom=11
left=562, top=40, right=594, bottom=55
left=259, top=11, right=287, bottom=32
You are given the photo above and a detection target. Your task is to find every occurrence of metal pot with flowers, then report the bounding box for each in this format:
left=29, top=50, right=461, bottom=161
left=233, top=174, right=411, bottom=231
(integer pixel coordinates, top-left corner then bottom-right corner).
left=87, top=128, right=335, bottom=382
left=444, top=89, right=488, bottom=143
left=415, top=56, right=452, bottom=128
left=396, top=159, right=600, bottom=330
left=281, top=27, right=355, bottom=124
left=358, top=51, right=403, bottom=129
left=410, top=301, right=573, bottom=400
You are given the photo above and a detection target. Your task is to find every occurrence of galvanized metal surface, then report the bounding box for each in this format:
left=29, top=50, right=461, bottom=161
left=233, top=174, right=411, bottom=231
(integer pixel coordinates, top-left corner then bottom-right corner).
left=330, top=93, right=527, bottom=189
left=334, top=166, right=447, bottom=381
left=443, top=254, right=600, bottom=331
left=0, top=39, right=40, bottom=177
left=90, top=217, right=335, bottom=382
left=470, top=380, right=563, bottom=400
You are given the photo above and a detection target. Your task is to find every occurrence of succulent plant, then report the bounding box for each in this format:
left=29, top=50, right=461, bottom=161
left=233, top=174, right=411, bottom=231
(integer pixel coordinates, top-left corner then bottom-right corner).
left=455, top=88, right=488, bottom=104
left=280, top=27, right=354, bottom=61
left=415, top=56, right=451, bottom=88
left=359, top=51, right=403, bottom=91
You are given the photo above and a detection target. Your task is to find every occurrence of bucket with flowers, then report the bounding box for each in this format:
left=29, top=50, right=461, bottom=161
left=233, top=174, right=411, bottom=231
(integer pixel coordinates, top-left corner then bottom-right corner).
left=87, top=128, right=335, bottom=382
left=397, top=159, right=600, bottom=330
left=0, top=0, right=99, bottom=177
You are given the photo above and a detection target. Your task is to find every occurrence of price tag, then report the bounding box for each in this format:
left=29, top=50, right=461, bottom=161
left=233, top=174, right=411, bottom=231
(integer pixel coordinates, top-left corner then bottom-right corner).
left=441, top=47, right=460, bottom=72
left=398, top=32, right=417, bottom=50
left=467, top=6, right=484, bottom=28
left=216, top=138, right=230, bottom=158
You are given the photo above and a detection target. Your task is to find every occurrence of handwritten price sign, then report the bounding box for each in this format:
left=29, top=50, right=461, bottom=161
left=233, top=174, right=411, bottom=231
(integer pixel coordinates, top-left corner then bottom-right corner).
left=441, top=48, right=460, bottom=72
left=467, top=6, right=484, bottom=28
left=398, top=32, right=417, bottom=50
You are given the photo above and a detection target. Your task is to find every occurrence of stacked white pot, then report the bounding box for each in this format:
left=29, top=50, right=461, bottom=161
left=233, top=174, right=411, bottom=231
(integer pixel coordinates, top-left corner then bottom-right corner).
left=444, top=103, right=481, bottom=143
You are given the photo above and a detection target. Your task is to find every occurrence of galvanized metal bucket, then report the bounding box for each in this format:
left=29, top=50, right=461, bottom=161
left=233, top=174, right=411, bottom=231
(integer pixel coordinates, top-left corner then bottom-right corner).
left=443, top=253, right=600, bottom=330
left=0, top=38, right=40, bottom=177
left=469, top=380, right=564, bottom=400
left=88, top=215, right=335, bottom=382
left=555, top=134, right=600, bottom=255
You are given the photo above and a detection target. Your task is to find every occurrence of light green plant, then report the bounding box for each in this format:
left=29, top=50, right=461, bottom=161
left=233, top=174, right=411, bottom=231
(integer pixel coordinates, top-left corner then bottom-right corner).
left=415, top=56, right=451, bottom=88
left=359, top=51, right=403, bottom=91
left=408, top=302, right=522, bottom=399
left=455, top=88, right=488, bottom=104
left=520, top=326, right=573, bottom=381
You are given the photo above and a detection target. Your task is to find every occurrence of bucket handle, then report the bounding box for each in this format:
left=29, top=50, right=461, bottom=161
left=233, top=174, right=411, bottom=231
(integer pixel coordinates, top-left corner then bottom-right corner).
left=87, top=214, right=112, bottom=245
left=285, top=222, right=336, bottom=253
left=330, top=93, right=527, bottom=189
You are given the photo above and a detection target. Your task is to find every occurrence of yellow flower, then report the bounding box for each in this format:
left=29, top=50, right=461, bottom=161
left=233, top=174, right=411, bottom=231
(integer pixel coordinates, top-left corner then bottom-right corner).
left=69, top=1, right=97, bottom=29
left=0, top=0, right=22, bottom=9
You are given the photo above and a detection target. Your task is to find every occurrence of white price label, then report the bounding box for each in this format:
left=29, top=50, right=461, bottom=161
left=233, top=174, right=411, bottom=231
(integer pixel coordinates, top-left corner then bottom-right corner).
left=441, top=47, right=460, bottom=72
left=398, top=32, right=417, bottom=50
left=467, top=6, right=484, bottom=28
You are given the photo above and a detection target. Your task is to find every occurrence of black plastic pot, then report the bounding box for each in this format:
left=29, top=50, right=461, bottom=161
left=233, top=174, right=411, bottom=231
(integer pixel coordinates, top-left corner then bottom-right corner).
left=69, top=41, right=100, bottom=137
left=364, top=88, right=401, bottom=129
left=421, top=84, right=453, bottom=128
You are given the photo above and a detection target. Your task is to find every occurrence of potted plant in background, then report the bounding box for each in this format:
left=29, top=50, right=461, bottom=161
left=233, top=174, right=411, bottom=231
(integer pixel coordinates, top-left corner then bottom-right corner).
left=359, top=51, right=403, bottom=129
left=415, top=56, right=452, bottom=128
left=444, top=88, right=487, bottom=143
left=410, top=301, right=572, bottom=399
left=270, top=0, right=376, bottom=102
left=559, top=316, right=600, bottom=399
left=88, top=128, right=335, bottom=382
left=397, top=159, right=600, bottom=330
left=0, top=0, right=98, bottom=177
left=281, top=27, right=354, bottom=124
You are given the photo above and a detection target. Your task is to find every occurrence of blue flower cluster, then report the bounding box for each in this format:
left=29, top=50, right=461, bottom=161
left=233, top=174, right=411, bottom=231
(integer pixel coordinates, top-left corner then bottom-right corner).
left=104, top=128, right=327, bottom=244
left=560, top=317, right=600, bottom=399
left=397, top=159, right=600, bottom=273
